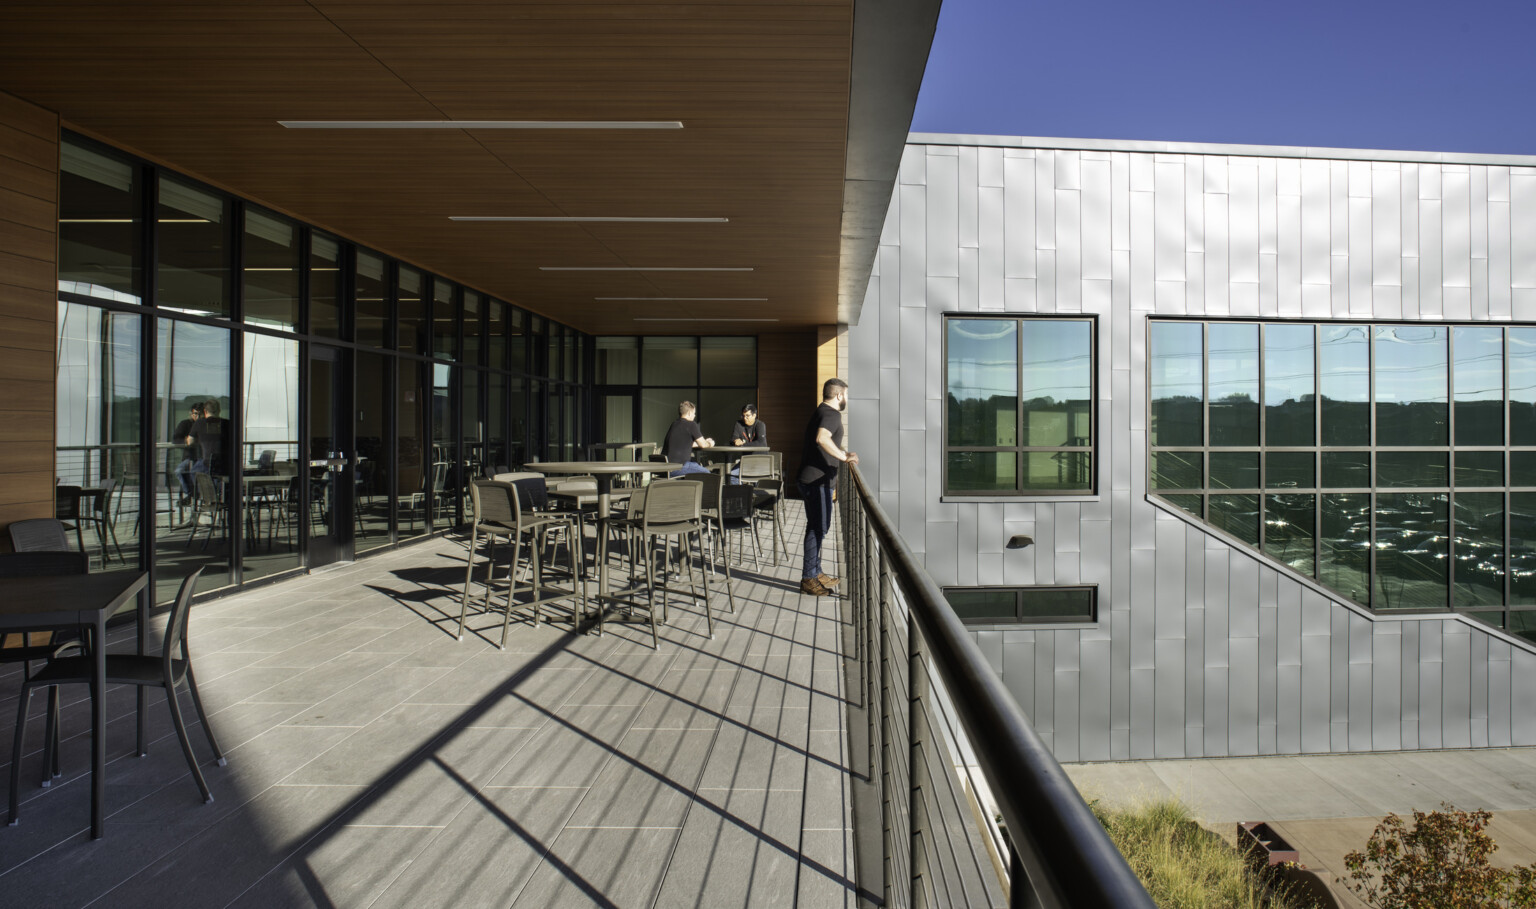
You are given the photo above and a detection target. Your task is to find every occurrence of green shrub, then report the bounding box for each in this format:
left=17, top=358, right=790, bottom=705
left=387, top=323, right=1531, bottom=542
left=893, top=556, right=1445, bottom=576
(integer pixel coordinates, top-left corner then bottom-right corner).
left=1342, top=803, right=1536, bottom=909
left=1092, top=798, right=1313, bottom=909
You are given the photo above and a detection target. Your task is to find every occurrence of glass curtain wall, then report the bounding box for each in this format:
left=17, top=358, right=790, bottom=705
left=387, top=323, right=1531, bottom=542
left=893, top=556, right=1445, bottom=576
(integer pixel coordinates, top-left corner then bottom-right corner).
left=1148, top=318, right=1536, bottom=638
left=53, top=132, right=591, bottom=604
left=602, top=336, right=758, bottom=457
left=241, top=333, right=300, bottom=579
left=55, top=302, right=142, bottom=571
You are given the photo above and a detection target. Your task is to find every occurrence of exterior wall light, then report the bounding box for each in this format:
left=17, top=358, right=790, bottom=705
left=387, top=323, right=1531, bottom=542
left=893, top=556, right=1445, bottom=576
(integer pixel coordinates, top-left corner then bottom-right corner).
left=1006, top=534, right=1034, bottom=550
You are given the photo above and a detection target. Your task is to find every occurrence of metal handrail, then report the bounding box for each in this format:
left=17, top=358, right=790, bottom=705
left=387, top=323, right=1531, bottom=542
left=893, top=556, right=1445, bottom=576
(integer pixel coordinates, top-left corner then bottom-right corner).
left=842, top=465, right=1153, bottom=909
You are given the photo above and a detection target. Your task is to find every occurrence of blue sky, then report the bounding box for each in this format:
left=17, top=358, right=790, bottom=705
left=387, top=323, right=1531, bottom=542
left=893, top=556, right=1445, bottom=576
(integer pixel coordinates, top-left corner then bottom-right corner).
left=911, top=0, right=1536, bottom=155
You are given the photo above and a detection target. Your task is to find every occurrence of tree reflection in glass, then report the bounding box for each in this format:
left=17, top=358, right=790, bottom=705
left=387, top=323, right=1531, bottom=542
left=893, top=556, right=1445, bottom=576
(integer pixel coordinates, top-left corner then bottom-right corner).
left=1264, top=323, right=1314, bottom=446
left=1150, top=322, right=1203, bottom=446
left=1320, top=325, right=1370, bottom=446
left=1375, top=325, right=1447, bottom=446
left=1208, top=323, right=1258, bottom=446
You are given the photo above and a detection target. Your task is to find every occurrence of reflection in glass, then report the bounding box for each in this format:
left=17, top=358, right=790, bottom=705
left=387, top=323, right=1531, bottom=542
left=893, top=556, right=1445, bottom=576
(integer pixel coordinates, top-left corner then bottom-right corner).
left=462, top=369, right=482, bottom=487
left=355, top=252, right=387, bottom=349
left=1509, top=611, right=1536, bottom=643
left=432, top=364, right=456, bottom=525
left=642, top=337, right=699, bottom=386
left=508, top=376, right=528, bottom=467
left=1149, top=451, right=1201, bottom=490
left=1512, top=328, right=1536, bottom=445
left=1454, top=326, right=1503, bottom=446
left=241, top=334, right=300, bottom=580
left=947, top=452, right=1017, bottom=492
left=309, top=233, right=341, bottom=339
left=1321, top=451, right=1371, bottom=488
left=1376, top=451, right=1447, bottom=488
left=1023, top=452, right=1091, bottom=491
left=241, top=208, right=299, bottom=329
left=945, top=589, right=1015, bottom=622
left=1454, top=492, right=1504, bottom=608
left=1512, top=493, right=1536, bottom=606
left=157, top=176, right=229, bottom=318
left=397, top=359, right=428, bottom=540
left=1375, top=325, right=1447, bottom=446
left=547, top=326, right=562, bottom=381
left=433, top=278, right=457, bottom=361
left=398, top=267, right=426, bottom=355
left=598, top=337, right=639, bottom=384
left=1020, top=320, right=1091, bottom=447
left=1264, top=494, right=1315, bottom=575
left=1320, top=493, right=1371, bottom=606
left=508, top=308, right=527, bottom=375
left=56, top=303, right=141, bottom=571
left=1150, top=322, right=1203, bottom=446
left=59, top=139, right=141, bottom=303
left=1264, top=323, right=1314, bottom=446
left=1513, top=452, right=1536, bottom=487
left=486, top=373, right=506, bottom=471
left=463, top=293, right=483, bottom=366
left=1373, top=492, right=1447, bottom=609
left=1210, top=451, right=1258, bottom=490
left=1160, top=494, right=1203, bottom=519
left=1209, top=494, right=1259, bottom=544
left=355, top=351, right=391, bottom=553
left=1208, top=323, right=1259, bottom=446
left=948, top=320, right=1017, bottom=447
left=155, top=318, right=231, bottom=602
left=1265, top=451, right=1313, bottom=489
left=1320, top=325, right=1370, bottom=445
left=1455, top=451, right=1503, bottom=487
left=484, top=300, right=505, bottom=370
left=701, top=337, right=756, bottom=386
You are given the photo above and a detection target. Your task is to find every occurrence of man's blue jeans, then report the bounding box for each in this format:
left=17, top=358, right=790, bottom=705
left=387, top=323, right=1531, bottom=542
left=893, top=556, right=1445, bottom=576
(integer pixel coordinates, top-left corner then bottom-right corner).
left=802, top=481, right=834, bottom=580
left=668, top=461, right=711, bottom=478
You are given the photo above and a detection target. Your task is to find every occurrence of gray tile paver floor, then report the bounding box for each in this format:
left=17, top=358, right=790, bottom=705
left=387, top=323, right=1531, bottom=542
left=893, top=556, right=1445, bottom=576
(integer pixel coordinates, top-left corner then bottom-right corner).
left=0, top=501, right=855, bottom=908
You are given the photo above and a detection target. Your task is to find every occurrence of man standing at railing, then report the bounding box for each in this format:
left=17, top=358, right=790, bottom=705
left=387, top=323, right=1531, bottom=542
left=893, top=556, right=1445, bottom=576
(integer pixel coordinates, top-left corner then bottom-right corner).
left=798, top=378, right=857, bottom=596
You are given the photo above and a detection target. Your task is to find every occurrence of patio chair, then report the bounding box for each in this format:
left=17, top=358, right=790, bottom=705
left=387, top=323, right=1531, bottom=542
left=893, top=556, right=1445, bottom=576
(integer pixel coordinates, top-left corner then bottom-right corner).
left=53, top=486, right=87, bottom=554
left=458, top=480, right=586, bottom=649
left=9, top=568, right=225, bottom=825
left=8, top=518, right=74, bottom=553
left=0, top=550, right=90, bottom=788
left=635, top=480, right=714, bottom=648
left=738, top=452, right=785, bottom=565
left=675, top=471, right=747, bottom=613
left=185, top=472, right=228, bottom=550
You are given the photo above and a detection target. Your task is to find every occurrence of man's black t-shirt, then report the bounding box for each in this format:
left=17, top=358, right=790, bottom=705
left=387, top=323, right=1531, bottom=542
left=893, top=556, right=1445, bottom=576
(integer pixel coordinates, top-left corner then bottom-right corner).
left=798, top=403, right=843, bottom=486
left=732, top=419, right=768, bottom=447
left=192, top=416, right=229, bottom=474
left=662, top=418, right=703, bottom=465
left=173, top=418, right=197, bottom=460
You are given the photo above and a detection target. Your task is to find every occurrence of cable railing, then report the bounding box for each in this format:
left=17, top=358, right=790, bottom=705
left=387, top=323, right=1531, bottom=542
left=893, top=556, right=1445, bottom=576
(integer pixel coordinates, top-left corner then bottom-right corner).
left=840, top=465, right=1154, bottom=909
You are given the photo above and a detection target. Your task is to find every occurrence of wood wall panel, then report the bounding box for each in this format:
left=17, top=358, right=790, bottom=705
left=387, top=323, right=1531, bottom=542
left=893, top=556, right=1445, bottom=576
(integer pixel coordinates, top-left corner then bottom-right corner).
left=756, top=330, right=816, bottom=495
left=0, top=90, right=58, bottom=545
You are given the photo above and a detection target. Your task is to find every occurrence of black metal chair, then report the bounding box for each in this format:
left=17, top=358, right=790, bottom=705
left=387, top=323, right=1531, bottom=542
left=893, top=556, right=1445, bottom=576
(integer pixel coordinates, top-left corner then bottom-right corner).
left=8, top=518, right=74, bottom=553
left=0, top=551, right=90, bottom=789
left=9, top=567, right=225, bottom=825
left=635, top=480, right=714, bottom=648
left=738, top=452, right=785, bottom=565
left=458, top=480, right=586, bottom=649
left=53, top=486, right=88, bottom=554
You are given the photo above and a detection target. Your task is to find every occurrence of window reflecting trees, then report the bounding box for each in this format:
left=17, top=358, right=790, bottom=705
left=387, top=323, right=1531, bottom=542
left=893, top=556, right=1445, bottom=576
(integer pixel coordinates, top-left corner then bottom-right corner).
left=1150, top=319, right=1536, bottom=631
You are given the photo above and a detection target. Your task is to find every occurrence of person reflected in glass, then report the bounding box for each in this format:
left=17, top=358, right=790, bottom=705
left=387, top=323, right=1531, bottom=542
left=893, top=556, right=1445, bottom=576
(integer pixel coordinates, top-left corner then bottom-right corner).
left=191, top=399, right=232, bottom=490
left=171, top=400, right=203, bottom=506
left=799, top=378, right=856, bottom=596
left=662, top=400, right=714, bottom=477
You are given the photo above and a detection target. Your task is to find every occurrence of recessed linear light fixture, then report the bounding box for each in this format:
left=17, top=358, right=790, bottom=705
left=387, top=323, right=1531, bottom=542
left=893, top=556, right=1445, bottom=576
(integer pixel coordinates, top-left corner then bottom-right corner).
left=634, top=318, right=779, bottom=323
left=598, top=297, right=767, bottom=302
left=540, top=266, right=753, bottom=272
left=278, top=120, right=683, bottom=130
left=450, top=216, right=727, bottom=223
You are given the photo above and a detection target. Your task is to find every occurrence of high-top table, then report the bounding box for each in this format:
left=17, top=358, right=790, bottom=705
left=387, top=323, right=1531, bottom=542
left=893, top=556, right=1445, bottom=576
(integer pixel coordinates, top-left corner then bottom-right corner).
left=696, top=445, right=769, bottom=476
left=0, top=569, right=148, bottom=838
left=532, top=461, right=680, bottom=633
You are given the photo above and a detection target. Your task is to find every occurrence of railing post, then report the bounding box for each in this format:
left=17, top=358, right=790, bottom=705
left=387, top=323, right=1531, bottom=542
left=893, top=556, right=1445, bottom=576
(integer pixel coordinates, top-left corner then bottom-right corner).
left=909, top=612, right=929, bottom=909
left=879, top=548, right=896, bottom=907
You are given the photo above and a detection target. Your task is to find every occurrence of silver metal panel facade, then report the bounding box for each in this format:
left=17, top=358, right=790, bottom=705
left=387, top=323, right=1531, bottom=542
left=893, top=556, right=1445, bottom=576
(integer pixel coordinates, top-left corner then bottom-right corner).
left=849, top=139, right=1536, bottom=760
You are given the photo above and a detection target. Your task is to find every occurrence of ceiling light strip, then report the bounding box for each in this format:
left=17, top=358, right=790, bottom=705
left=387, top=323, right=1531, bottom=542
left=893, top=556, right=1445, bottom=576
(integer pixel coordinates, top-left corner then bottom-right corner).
left=540, top=266, right=753, bottom=272
left=279, top=120, right=683, bottom=130
left=451, top=216, right=727, bottom=223
left=633, top=318, right=780, bottom=322
left=598, top=297, right=767, bottom=302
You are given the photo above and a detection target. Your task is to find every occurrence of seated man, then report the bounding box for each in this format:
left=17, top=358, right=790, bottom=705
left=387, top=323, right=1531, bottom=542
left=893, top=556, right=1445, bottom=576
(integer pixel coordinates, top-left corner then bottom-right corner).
left=662, top=400, right=714, bottom=477
left=729, top=403, right=768, bottom=484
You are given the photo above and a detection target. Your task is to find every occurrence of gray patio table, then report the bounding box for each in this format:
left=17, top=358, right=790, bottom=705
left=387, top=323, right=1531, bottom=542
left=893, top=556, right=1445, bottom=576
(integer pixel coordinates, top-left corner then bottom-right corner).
left=0, top=568, right=148, bottom=838
left=533, top=460, right=680, bottom=632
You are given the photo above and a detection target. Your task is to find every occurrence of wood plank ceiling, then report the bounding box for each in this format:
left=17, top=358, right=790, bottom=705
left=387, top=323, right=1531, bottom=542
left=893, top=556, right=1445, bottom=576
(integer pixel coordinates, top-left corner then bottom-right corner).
left=0, top=1, right=859, bottom=334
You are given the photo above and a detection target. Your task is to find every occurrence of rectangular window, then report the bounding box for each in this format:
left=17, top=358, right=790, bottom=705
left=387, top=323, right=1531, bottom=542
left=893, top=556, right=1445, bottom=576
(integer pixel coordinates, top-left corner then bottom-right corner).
left=943, top=586, right=1097, bottom=625
left=945, top=315, right=1095, bottom=495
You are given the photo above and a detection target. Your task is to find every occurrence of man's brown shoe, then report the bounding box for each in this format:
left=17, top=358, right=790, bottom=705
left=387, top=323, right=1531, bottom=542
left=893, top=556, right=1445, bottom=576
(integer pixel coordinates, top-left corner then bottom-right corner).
left=817, top=574, right=840, bottom=588
left=800, top=577, right=830, bottom=596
